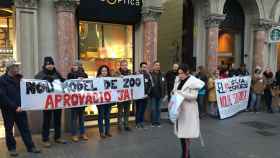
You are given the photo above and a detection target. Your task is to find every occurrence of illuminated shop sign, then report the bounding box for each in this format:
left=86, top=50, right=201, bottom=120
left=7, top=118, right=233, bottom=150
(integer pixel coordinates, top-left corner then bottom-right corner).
left=99, top=0, right=141, bottom=6
left=78, top=0, right=142, bottom=24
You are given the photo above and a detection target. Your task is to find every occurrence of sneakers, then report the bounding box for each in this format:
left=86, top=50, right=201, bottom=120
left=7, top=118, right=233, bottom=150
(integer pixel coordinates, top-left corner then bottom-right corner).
left=80, top=134, right=89, bottom=141
left=9, top=150, right=18, bottom=157
left=55, top=138, right=67, bottom=144
left=28, top=147, right=41, bottom=154
left=43, top=141, right=51, bottom=148
left=72, top=136, right=79, bottom=142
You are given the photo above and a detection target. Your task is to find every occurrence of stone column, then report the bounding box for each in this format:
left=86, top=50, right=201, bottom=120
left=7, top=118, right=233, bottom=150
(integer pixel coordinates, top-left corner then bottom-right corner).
left=142, top=6, right=163, bottom=68
left=15, top=0, right=39, bottom=78
left=204, top=14, right=225, bottom=72
left=253, top=19, right=273, bottom=69
left=54, top=0, right=79, bottom=78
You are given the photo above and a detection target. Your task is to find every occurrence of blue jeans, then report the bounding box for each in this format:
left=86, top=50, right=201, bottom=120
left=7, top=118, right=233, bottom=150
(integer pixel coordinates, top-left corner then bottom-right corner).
left=135, top=99, right=148, bottom=125
left=70, top=107, right=85, bottom=136
left=249, top=92, right=262, bottom=112
left=150, top=98, right=162, bottom=125
left=97, top=104, right=111, bottom=135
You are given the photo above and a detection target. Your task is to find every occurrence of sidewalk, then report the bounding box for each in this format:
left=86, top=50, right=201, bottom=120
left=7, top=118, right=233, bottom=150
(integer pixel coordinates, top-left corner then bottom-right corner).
left=0, top=112, right=279, bottom=158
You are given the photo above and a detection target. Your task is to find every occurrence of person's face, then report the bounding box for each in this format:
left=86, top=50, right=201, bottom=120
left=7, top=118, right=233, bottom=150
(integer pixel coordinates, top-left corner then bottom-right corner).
left=120, top=61, right=128, bottom=71
left=153, top=62, right=161, bottom=71
left=178, top=69, right=189, bottom=80
left=8, top=65, right=20, bottom=76
left=101, top=67, right=108, bottom=77
left=45, top=64, right=54, bottom=71
left=173, top=64, right=179, bottom=71
left=141, top=64, right=148, bottom=72
left=72, top=65, right=79, bottom=72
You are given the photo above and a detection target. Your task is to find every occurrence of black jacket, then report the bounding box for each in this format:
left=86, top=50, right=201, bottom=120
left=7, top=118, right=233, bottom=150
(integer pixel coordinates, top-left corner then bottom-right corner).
left=150, top=71, right=166, bottom=98
left=137, top=70, right=153, bottom=96
left=0, top=73, right=22, bottom=110
left=165, top=70, right=178, bottom=95
left=67, top=68, right=88, bottom=79
left=35, top=67, right=64, bottom=82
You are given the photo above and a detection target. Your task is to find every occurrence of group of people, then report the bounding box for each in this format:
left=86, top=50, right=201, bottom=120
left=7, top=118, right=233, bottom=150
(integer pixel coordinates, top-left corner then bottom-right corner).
left=2, top=55, right=280, bottom=158
left=0, top=57, right=169, bottom=157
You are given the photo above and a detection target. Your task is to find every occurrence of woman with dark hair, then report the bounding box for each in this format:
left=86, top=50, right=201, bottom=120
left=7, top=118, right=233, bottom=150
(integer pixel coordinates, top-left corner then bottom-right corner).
left=96, top=65, right=112, bottom=138
left=67, top=61, right=88, bottom=142
left=172, top=64, right=204, bottom=158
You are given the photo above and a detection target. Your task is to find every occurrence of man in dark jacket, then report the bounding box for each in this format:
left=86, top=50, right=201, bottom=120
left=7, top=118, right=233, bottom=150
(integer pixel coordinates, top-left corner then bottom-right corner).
left=165, top=63, right=179, bottom=101
left=135, top=62, right=153, bottom=129
left=114, top=60, right=132, bottom=131
left=35, top=56, right=66, bottom=147
left=0, top=59, right=41, bottom=157
left=150, top=61, right=166, bottom=127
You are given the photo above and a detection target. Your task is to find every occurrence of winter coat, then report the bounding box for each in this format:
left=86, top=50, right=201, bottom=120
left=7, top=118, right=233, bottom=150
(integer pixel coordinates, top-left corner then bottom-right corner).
left=35, top=67, right=64, bottom=82
left=172, top=75, right=205, bottom=138
left=251, top=74, right=265, bottom=94
left=0, top=73, right=23, bottom=110
left=207, top=77, right=217, bottom=102
left=136, top=70, right=153, bottom=96
left=150, top=71, right=166, bottom=99
left=67, top=69, right=88, bottom=80
left=165, top=70, right=178, bottom=96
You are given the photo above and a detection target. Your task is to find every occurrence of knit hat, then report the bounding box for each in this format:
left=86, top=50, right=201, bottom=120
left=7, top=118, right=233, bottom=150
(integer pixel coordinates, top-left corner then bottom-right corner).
left=43, top=56, right=54, bottom=66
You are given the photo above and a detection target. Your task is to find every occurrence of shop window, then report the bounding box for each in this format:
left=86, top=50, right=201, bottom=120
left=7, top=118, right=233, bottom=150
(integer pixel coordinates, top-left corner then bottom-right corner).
left=0, top=8, right=14, bottom=75
left=0, top=7, right=14, bottom=138
left=79, top=21, right=134, bottom=121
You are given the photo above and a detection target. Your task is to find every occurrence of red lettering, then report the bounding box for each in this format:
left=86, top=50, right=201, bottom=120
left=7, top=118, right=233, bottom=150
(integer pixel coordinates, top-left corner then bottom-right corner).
left=78, top=94, right=86, bottom=105
left=117, top=90, right=123, bottom=101
left=123, top=89, right=130, bottom=101
left=104, top=91, right=112, bottom=102
left=85, top=93, right=93, bottom=105
left=99, top=92, right=104, bottom=103
left=63, top=94, right=71, bottom=107
left=45, top=95, right=54, bottom=110
left=92, top=92, right=99, bottom=103
left=54, top=95, right=62, bottom=108
left=71, top=94, right=79, bottom=106
left=220, top=96, right=227, bottom=107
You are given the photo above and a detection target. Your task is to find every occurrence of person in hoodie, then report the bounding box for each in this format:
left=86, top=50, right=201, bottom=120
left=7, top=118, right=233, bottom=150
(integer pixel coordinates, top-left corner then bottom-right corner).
left=135, top=62, right=153, bottom=129
left=35, top=56, right=66, bottom=148
left=114, top=60, right=132, bottom=131
left=0, top=59, right=41, bottom=157
left=67, top=60, right=89, bottom=142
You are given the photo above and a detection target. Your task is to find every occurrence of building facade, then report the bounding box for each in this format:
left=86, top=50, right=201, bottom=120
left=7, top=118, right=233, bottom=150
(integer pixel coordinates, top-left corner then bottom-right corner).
left=0, top=0, right=280, bottom=135
left=158, top=0, right=280, bottom=73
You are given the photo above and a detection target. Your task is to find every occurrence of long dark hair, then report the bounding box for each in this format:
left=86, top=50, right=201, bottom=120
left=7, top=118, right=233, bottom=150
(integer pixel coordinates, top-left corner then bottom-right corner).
left=97, top=65, right=111, bottom=77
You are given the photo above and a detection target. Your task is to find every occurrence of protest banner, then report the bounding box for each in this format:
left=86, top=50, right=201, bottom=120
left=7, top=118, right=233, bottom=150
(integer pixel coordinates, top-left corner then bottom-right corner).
left=215, top=76, right=251, bottom=119
left=20, top=75, right=144, bottom=111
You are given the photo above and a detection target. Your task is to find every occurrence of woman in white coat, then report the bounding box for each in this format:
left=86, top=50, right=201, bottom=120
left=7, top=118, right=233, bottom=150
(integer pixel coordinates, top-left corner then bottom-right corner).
left=172, top=64, right=205, bottom=158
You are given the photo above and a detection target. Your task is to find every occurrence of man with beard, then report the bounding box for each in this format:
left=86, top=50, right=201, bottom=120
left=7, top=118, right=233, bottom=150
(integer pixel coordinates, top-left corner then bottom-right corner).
left=35, top=57, right=66, bottom=147
left=0, top=59, right=41, bottom=157
left=114, top=60, right=132, bottom=131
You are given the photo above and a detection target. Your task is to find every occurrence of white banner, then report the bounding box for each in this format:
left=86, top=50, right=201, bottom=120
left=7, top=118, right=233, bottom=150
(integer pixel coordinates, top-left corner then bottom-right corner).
left=20, top=75, right=145, bottom=111
left=215, top=76, right=251, bottom=119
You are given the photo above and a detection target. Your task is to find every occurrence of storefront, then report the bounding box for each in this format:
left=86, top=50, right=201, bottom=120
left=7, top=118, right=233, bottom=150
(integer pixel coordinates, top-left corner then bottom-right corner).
left=77, top=0, right=142, bottom=122
left=0, top=1, right=15, bottom=138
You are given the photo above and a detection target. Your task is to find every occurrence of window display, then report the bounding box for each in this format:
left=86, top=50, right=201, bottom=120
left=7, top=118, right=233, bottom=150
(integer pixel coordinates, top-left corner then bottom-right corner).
left=79, top=21, right=134, bottom=120
left=0, top=8, right=14, bottom=75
